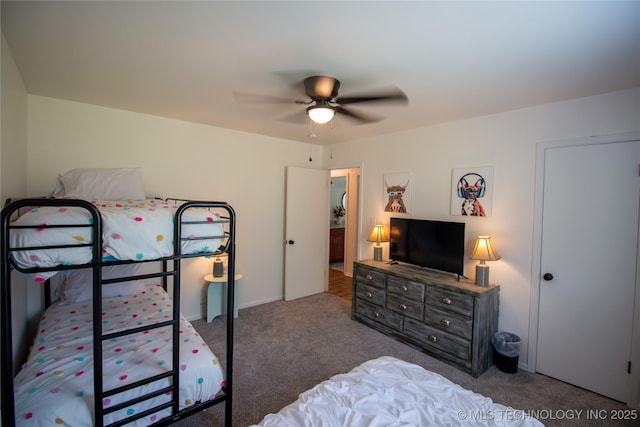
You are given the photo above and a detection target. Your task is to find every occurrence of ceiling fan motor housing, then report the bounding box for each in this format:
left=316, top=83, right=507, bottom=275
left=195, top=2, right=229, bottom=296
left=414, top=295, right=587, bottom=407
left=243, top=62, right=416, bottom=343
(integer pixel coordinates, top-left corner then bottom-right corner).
left=304, top=76, right=340, bottom=100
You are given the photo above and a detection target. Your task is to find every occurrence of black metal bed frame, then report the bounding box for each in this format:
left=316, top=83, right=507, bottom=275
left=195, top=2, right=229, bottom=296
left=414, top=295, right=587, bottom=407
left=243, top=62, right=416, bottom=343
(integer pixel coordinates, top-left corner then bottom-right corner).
left=1, top=198, right=235, bottom=427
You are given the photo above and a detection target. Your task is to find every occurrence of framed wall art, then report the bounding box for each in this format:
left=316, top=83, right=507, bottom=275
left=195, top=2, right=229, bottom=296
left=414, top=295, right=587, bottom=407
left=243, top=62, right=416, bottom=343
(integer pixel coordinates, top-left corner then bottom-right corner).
left=383, top=172, right=412, bottom=214
left=450, top=166, right=494, bottom=217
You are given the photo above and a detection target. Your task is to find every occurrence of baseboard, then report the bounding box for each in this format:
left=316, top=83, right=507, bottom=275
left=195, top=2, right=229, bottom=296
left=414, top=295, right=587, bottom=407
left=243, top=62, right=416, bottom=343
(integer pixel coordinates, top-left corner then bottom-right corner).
left=239, top=296, right=282, bottom=310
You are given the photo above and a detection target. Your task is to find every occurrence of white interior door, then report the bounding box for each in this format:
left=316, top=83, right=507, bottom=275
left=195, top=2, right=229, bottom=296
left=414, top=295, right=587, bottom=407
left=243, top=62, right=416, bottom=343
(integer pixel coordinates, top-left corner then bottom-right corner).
left=537, top=140, right=640, bottom=402
left=284, top=166, right=329, bottom=301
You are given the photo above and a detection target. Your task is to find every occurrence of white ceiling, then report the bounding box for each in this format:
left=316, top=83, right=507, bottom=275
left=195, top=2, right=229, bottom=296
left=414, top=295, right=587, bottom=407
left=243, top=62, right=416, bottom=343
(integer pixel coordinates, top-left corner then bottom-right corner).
left=2, top=1, right=640, bottom=145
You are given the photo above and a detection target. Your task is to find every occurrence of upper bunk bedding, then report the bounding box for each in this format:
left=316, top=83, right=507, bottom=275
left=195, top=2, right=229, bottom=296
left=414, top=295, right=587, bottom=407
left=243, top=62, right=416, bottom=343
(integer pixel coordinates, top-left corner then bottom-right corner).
left=13, top=283, right=225, bottom=427
left=8, top=199, right=226, bottom=283
left=253, top=356, right=544, bottom=427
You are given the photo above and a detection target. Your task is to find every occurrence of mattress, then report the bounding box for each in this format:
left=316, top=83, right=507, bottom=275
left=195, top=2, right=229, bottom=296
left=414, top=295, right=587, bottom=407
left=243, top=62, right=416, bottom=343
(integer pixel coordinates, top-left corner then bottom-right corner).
left=253, top=356, right=544, bottom=427
left=13, top=284, right=225, bottom=426
left=9, top=199, right=225, bottom=282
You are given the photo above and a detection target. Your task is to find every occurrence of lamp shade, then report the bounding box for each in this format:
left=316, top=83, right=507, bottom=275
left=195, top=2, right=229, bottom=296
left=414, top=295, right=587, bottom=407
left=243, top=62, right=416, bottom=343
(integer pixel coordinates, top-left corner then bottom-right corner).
left=470, top=236, right=501, bottom=261
left=307, top=106, right=335, bottom=124
left=367, top=225, right=389, bottom=244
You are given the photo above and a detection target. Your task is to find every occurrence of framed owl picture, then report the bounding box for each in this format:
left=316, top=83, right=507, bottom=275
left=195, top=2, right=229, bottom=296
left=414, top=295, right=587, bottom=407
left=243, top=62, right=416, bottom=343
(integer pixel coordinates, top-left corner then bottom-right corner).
left=383, top=172, right=412, bottom=214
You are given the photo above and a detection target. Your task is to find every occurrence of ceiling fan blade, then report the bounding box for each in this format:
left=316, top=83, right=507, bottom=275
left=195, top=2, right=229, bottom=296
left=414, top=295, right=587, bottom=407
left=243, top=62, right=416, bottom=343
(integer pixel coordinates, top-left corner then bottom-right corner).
left=233, top=91, right=304, bottom=104
left=304, top=75, right=340, bottom=99
left=335, top=87, right=408, bottom=105
left=270, top=69, right=324, bottom=95
left=278, top=109, right=309, bottom=124
left=335, top=106, right=384, bottom=124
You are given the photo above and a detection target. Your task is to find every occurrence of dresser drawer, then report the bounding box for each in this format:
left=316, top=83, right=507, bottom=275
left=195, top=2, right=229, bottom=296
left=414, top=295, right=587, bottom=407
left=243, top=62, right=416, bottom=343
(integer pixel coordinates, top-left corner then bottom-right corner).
left=426, top=288, right=474, bottom=317
left=354, top=299, right=403, bottom=330
left=355, top=266, right=386, bottom=289
left=425, top=305, right=473, bottom=340
left=387, top=276, right=424, bottom=302
left=387, top=294, right=424, bottom=320
left=355, top=283, right=385, bottom=306
left=404, top=318, right=471, bottom=361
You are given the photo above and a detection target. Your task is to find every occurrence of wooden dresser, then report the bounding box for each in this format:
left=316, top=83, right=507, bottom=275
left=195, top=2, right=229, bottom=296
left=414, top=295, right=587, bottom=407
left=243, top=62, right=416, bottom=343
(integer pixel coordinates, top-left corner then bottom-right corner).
left=352, top=260, right=499, bottom=377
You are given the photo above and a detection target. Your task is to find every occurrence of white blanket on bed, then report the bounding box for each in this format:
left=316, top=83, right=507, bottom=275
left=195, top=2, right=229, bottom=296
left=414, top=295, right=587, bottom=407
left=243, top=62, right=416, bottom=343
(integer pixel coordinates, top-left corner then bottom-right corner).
left=254, top=356, right=543, bottom=427
left=13, top=284, right=225, bottom=426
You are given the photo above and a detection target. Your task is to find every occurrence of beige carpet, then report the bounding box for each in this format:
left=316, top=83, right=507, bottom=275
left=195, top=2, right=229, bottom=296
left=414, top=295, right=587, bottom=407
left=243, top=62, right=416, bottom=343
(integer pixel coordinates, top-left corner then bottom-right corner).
left=174, top=292, right=635, bottom=427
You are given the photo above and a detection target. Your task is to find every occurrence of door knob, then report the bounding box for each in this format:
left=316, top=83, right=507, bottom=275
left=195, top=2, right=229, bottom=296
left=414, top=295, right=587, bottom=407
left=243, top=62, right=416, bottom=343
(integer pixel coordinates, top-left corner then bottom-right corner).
left=543, top=273, right=554, bottom=281
left=288, top=240, right=295, bottom=245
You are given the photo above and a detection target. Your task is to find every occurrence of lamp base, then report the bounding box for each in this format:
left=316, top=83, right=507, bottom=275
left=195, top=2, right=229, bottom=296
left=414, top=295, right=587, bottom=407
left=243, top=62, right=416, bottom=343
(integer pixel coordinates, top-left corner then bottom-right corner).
left=475, top=264, right=490, bottom=286
left=213, top=259, right=224, bottom=277
left=373, top=246, right=383, bottom=262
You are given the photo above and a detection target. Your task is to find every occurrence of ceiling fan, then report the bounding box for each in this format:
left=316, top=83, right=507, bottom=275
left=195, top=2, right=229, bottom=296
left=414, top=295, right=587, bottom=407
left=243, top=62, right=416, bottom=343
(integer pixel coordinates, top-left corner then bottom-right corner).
left=234, top=75, right=408, bottom=125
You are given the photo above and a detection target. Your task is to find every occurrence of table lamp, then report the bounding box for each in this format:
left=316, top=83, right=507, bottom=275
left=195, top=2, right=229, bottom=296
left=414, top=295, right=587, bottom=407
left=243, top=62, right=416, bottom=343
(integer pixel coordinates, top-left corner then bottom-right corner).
left=367, top=225, right=389, bottom=261
left=470, top=236, right=501, bottom=286
left=213, top=254, right=226, bottom=277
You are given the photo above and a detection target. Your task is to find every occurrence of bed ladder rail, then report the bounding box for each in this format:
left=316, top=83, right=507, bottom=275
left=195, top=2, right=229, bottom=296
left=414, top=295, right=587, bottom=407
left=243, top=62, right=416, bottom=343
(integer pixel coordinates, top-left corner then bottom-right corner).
left=96, top=200, right=236, bottom=427
left=175, top=201, right=236, bottom=427
left=1, top=198, right=102, bottom=427
left=94, top=260, right=182, bottom=427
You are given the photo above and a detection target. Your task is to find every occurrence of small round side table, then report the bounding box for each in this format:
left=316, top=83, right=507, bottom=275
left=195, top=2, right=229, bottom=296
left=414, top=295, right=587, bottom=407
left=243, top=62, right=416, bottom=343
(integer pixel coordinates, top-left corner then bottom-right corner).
left=204, top=273, right=242, bottom=323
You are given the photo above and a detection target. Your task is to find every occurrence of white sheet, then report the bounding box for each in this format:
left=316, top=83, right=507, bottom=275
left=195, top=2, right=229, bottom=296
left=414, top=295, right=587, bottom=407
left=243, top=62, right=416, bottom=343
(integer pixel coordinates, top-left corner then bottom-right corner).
left=13, top=284, right=225, bottom=426
left=9, top=199, right=225, bottom=283
left=254, top=356, right=543, bottom=427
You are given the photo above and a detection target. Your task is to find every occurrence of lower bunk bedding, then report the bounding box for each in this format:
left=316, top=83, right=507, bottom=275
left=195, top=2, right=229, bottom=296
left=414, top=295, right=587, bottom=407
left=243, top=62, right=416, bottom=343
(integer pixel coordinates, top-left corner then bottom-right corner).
left=253, top=356, right=543, bottom=427
left=13, top=283, right=225, bottom=426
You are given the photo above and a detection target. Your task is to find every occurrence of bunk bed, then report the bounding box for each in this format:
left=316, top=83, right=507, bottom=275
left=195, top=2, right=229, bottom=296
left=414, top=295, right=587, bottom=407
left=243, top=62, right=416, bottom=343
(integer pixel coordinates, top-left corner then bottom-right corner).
left=1, top=192, right=236, bottom=427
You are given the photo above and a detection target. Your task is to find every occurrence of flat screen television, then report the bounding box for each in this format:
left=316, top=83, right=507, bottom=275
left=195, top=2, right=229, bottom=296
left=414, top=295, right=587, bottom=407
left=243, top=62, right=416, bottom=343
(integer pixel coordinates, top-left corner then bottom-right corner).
left=389, top=218, right=465, bottom=278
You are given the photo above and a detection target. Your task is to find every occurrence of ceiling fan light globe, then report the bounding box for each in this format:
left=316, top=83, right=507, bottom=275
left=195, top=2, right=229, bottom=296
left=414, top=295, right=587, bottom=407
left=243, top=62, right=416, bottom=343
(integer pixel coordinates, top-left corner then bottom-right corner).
left=307, top=106, right=335, bottom=124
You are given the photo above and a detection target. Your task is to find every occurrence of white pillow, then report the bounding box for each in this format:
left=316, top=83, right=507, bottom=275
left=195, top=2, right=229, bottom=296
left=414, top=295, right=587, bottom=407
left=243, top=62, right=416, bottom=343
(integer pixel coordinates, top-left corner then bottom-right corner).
left=53, top=168, right=146, bottom=200
left=61, top=264, right=147, bottom=303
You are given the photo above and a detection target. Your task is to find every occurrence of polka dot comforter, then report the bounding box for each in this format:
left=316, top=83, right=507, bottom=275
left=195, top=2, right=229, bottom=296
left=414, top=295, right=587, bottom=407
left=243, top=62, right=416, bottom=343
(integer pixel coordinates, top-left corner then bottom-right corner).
left=10, top=199, right=225, bottom=283
left=13, top=284, right=225, bottom=426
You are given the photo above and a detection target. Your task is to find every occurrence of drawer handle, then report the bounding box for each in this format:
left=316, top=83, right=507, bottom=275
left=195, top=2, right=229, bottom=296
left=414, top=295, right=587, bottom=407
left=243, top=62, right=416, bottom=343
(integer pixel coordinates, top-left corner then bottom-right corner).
left=366, top=275, right=373, bottom=281
left=428, top=335, right=438, bottom=343
left=399, top=303, right=407, bottom=310
left=401, top=285, right=408, bottom=292
left=441, top=297, right=452, bottom=305
left=440, top=319, right=450, bottom=327
left=373, top=311, right=380, bottom=318
left=365, top=291, right=373, bottom=298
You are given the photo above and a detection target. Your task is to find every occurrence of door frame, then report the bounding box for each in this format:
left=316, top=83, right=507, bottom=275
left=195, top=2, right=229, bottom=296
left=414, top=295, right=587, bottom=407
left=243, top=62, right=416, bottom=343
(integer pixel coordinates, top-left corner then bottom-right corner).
left=330, top=167, right=361, bottom=277
left=528, top=132, right=640, bottom=408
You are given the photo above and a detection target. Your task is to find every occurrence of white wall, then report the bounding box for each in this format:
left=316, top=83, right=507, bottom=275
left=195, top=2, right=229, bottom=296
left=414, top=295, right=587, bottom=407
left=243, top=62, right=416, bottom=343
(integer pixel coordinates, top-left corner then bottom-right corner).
left=1, top=34, right=27, bottom=207
left=327, top=87, right=640, bottom=370
left=26, top=95, right=324, bottom=319
left=20, top=86, right=640, bottom=374
left=1, top=32, right=30, bottom=375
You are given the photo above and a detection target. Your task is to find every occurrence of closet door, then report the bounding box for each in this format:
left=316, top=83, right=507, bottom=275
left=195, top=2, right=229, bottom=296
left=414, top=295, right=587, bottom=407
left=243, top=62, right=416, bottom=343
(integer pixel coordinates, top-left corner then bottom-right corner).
left=284, top=167, right=329, bottom=301
left=537, top=140, right=640, bottom=402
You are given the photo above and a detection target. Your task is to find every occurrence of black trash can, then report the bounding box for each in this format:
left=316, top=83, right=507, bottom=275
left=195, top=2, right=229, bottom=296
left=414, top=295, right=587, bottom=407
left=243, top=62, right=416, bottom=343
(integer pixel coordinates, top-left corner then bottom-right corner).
left=492, top=332, right=520, bottom=374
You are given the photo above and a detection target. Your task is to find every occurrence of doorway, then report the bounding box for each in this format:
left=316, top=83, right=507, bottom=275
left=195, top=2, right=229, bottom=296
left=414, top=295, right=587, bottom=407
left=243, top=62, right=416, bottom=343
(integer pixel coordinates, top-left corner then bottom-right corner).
left=328, top=168, right=360, bottom=301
